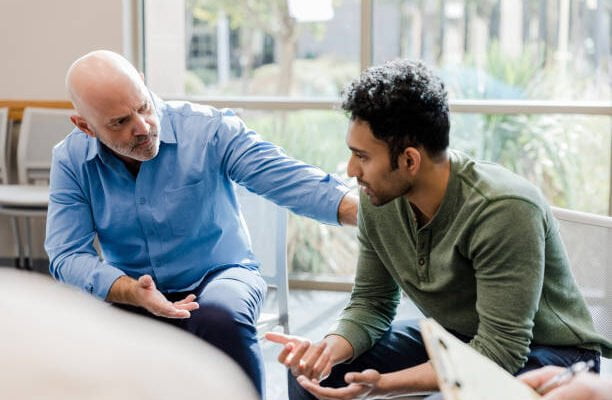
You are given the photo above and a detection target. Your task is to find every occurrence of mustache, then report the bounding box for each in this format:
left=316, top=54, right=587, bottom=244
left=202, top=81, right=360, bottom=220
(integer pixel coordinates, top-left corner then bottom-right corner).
left=132, top=132, right=159, bottom=148
left=129, top=131, right=159, bottom=152
left=134, top=131, right=158, bottom=145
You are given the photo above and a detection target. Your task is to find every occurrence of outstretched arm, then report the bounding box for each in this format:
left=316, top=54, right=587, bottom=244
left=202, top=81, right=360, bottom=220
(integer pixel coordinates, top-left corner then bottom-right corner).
left=219, top=111, right=352, bottom=226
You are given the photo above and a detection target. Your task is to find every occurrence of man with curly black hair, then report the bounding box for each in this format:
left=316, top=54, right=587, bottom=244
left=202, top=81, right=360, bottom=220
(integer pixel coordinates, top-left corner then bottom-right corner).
left=267, top=59, right=611, bottom=399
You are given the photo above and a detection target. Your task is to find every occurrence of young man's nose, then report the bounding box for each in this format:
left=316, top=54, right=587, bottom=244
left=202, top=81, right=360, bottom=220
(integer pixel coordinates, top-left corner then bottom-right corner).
left=347, top=155, right=360, bottom=178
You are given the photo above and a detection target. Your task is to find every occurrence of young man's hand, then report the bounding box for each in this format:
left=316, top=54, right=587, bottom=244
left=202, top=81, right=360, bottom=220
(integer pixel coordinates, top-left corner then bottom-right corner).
left=297, top=369, right=383, bottom=400
left=265, top=332, right=333, bottom=381
left=265, top=332, right=353, bottom=382
left=107, top=275, right=199, bottom=319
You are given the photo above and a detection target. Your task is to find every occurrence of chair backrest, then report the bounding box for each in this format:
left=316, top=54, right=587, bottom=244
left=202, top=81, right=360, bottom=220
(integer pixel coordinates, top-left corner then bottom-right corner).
left=235, top=185, right=290, bottom=334
left=0, top=107, right=8, bottom=184
left=552, top=207, right=612, bottom=342
left=18, top=107, right=74, bottom=185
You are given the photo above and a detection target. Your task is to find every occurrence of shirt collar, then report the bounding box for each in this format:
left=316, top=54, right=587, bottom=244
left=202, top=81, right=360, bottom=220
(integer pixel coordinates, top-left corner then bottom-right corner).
left=152, top=91, right=177, bottom=145
left=404, top=149, right=460, bottom=233
left=85, top=91, right=175, bottom=162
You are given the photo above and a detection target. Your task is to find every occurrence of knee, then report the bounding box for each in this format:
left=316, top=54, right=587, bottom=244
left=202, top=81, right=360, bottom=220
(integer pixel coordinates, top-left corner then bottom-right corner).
left=196, top=301, right=258, bottom=337
left=187, top=304, right=249, bottom=339
left=194, top=303, right=236, bottom=327
left=185, top=304, right=253, bottom=358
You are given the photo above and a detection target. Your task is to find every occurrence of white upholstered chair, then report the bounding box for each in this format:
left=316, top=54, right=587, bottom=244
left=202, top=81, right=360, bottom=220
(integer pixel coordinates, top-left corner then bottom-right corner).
left=0, top=107, right=74, bottom=268
left=552, top=206, right=612, bottom=373
left=0, top=268, right=258, bottom=399
left=236, top=185, right=290, bottom=335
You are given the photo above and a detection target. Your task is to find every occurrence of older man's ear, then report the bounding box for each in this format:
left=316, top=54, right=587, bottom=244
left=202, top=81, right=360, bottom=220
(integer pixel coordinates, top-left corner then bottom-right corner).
left=70, top=115, right=95, bottom=138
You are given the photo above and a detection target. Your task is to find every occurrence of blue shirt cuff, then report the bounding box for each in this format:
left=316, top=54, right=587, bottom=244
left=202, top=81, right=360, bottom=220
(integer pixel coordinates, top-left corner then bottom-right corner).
left=90, top=265, right=126, bottom=301
left=322, top=176, right=350, bottom=226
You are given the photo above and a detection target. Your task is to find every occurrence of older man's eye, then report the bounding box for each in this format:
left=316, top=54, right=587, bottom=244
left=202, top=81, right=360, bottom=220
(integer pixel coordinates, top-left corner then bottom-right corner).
left=111, top=118, right=127, bottom=128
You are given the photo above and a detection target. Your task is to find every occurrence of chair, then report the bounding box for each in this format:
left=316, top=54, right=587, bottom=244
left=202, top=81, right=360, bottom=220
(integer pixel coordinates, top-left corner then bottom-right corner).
left=552, top=206, right=612, bottom=372
left=0, top=268, right=258, bottom=400
left=0, top=107, right=74, bottom=269
left=0, top=107, right=9, bottom=184
left=235, top=185, right=290, bottom=335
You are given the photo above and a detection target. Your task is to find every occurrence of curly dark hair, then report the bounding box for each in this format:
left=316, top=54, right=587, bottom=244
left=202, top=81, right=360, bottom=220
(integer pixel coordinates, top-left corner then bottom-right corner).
left=341, top=59, right=450, bottom=169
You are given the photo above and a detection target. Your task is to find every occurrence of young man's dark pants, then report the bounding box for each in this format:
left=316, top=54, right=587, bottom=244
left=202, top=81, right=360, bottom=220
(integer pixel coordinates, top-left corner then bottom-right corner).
left=288, top=319, right=601, bottom=400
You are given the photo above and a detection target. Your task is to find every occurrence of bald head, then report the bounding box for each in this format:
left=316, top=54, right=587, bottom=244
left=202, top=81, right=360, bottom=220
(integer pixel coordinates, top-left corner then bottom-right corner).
left=66, top=50, right=146, bottom=119
left=65, top=50, right=160, bottom=165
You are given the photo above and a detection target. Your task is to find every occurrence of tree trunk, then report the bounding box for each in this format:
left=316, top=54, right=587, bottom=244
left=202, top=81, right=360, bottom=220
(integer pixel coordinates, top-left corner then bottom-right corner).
left=276, top=4, right=297, bottom=96
left=419, top=0, right=428, bottom=60
left=463, top=0, right=472, bottom=54
left=437, top=0, right=446, bottom=63
left=240, top=27, right=255, bottom=94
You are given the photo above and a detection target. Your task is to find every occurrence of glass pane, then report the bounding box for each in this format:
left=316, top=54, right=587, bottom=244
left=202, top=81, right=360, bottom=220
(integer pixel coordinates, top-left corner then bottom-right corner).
left=451, top=113, right=611, bottom=214
left=240, top=110, right=609, bottom=278
left=182, top=0, right=361, bottom=97
left=373, top=0, right=611, bottom=101
left=240, top=109, right=358, bottom=279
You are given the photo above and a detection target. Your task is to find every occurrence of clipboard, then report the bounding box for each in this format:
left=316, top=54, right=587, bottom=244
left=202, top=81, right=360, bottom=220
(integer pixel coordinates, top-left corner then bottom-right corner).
left=420, top=319, right=541, bottom=400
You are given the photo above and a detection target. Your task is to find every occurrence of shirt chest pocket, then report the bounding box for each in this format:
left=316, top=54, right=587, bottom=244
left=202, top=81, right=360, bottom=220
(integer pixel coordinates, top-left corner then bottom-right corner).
left=163, top=180, right=212, bottom=236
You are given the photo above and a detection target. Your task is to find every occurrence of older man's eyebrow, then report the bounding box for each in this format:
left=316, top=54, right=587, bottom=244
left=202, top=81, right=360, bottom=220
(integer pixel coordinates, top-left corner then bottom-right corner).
left=107, top=100, right=149, bottom=125
left=108, top=114, right=130, bottom=124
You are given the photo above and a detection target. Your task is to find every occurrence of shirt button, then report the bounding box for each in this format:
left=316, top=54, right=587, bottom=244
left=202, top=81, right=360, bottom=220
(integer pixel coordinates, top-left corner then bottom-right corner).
left=139, top=197, right=146, bottom=204
left=418, top=258, right=425, bottom=266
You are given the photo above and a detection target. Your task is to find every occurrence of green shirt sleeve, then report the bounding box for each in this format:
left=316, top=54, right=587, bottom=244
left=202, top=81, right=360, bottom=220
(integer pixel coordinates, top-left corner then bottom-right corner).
left=468, top=198, right=547, bottom=373
left=328, top=203, right=401, bottom=360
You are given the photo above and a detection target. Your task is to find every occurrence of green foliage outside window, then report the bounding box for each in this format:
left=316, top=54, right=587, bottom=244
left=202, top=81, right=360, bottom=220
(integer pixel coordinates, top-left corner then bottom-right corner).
left=181, top=1, right=611, bottom=277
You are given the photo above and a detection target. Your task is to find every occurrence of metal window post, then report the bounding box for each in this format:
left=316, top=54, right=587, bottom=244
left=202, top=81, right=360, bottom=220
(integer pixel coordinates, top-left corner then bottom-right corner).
left=360, top=0, right=373, bottom=71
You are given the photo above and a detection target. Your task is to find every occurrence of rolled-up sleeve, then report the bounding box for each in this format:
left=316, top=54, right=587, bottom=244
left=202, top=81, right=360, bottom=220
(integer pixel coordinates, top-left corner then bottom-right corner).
left=218, top=110, right=349, bottom=225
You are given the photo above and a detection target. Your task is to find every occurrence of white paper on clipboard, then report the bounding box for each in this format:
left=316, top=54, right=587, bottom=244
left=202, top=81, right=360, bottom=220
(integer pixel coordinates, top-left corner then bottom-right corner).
left=420, top=319, right=541, bottom=400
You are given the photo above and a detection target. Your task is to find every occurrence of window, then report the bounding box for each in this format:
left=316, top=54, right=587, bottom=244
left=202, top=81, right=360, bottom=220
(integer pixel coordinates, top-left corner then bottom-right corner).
left=144, top=0, right=611, bottom=281
left=181, top=0, right=361, bottom=97
left=373, top=0, right=610, bottom=102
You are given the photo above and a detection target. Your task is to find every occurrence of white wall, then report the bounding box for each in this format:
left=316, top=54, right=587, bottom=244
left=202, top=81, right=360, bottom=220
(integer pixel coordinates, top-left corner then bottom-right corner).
left=0, top=0, right=138, bottom=263
left=0, top=0, right=133, bottom=99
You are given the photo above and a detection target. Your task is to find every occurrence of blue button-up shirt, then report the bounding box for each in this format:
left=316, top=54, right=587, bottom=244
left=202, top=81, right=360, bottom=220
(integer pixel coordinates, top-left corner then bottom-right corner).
left=45, top=98, right=348, bottom=300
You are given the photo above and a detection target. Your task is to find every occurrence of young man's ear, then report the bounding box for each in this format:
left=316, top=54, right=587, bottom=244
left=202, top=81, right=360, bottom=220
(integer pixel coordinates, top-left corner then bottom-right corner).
left=70, top=115, right=95, bottom=138
left=402, top=147, right=421, bottom=174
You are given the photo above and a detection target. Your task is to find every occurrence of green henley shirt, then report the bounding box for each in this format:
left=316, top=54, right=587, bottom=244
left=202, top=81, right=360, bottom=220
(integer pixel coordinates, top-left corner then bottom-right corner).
left=330, top=150, right=612, bottom=374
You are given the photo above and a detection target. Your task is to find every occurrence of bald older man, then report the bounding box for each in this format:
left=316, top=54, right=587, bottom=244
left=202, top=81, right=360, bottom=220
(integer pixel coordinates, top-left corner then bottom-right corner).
left=45, top=50, right=357, bottom=397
